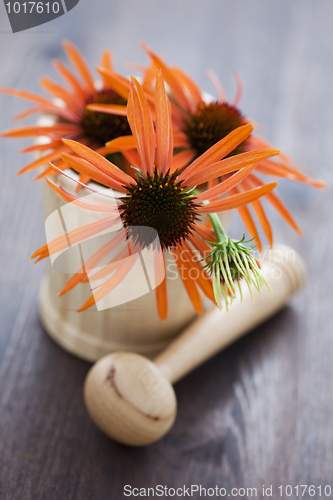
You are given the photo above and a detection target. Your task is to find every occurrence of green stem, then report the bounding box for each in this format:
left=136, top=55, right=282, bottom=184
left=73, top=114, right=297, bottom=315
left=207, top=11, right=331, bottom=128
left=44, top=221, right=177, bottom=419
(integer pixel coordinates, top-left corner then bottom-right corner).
left=207, top=213, right=228, bottom=244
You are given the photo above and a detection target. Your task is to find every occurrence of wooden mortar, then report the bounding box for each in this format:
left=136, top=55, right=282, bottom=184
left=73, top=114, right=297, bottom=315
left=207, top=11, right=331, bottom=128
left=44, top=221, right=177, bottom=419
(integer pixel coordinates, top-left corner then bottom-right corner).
left=84, top=245, right=306, bottom=446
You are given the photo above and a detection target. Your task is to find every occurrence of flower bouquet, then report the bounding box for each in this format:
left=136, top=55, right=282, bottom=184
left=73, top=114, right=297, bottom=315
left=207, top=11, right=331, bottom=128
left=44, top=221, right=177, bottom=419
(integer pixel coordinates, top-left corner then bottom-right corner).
left=1, top=42, right=324, bottom=361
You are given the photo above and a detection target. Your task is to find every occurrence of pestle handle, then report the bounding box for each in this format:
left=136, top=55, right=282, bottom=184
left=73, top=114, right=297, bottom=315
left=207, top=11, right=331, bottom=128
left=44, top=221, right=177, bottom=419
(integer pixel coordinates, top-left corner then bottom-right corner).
left=154, top=245, right=306, bottom=384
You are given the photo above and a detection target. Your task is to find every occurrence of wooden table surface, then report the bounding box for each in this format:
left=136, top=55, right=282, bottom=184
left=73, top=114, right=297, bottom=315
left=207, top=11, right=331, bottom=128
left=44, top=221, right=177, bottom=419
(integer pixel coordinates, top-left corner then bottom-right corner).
left=0, top=1, right=332, bottom=498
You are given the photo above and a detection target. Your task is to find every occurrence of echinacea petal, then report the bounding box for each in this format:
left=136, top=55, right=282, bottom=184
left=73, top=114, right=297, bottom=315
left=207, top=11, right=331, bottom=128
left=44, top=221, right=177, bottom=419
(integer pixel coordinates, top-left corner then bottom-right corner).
left=105, top=135, right=136, bottom=149
left=77, top=254, right=139, bottom=312
left=185, top=149, right=279, bottom=187
left=101, top=50, right=113, bottom=89
left=171, top=66, right=203, bottom=106
left=34, top=163, right=63, bottom=180
left=36, top=157, right=68, bottom=177
left=13, top=106, right=41, bottom=122
left=256, top=159, right=326, bottom=188
left=173, top=131, right=189, bottom=148
left=45, top=177, right=119, bottom=213
left=198, top=182, right=278, bottom=213
left=154, top=250, right=167, bottom=320
left=52, top=59, right=87, bottom=101
left=101, top=50, right=112, bottom=71
left=63, top=40, right=95, bottom=93
left=195, top=162, right=258, bottom=202
left=96, top=67, right=131, bottom=101
left=181, top=241, right=215, bottom=303
left=232, top=71, right=243, bottom=106
left=76, top=173, right=91, bottom=191
left=0, top=87, right=57, bottom=107
left=86, top=244, right=131, bottom=283
left=61, top=153, right=127, bottom=192
left=205, top=178, right=219, bottom=206
left=138, top=60, right=157, bottom=88
left=206, top=69, right=226, bottom=102
left=40, top=77, right=83, bottom=117
left=248, top=134, right=296, bottom=166
left=170, top=150, right=194, bottom=173
left=122, top=149, right=141, bottom=170
left=249, top=199, right=272, bottom=247
left=188, top=232, right=212, bottom=257
left=12, top=106, right=49, bottom=122
left=240, top=178, right=273, bottom=247
left=142, top=42, right=192, bottom=113
left=58, top=232, right=124, bottom=296
left=178, top=124, right=254, bottom=183
left=0, top=123, right=81, bottom=138
left=13, top=105, right=77, bottom=123
left=229, top=186, right=262, bottom=252
left=31, top=214, right=116, bottom=261
left=155, top=69, right=173, bottom=174
left=62, top=139, right=134, bottom=186
left=17, top=148, right=65, bottom=175
left=20, top=140, right=63, bottom=153
left=193, top=223, right=216, bottom=243
left=172, top=246, right=203, bottom=315
left=248, top=173, right=303, bottom=236
left=86, top=103, right=128, bottom=115
left=127, top=77, right=155, bottom=176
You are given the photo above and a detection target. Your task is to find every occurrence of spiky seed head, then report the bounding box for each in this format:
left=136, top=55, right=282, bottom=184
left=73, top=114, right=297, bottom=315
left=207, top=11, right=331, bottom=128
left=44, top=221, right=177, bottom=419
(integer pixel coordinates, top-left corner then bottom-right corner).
left=119, top=170, right=199, bottom=250
left=202, top=235, right=270, bottom=310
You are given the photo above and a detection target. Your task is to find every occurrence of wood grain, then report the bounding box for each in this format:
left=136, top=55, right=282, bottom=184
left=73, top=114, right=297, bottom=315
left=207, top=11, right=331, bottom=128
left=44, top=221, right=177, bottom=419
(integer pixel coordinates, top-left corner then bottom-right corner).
left=0, top=0, right=333, bottom=498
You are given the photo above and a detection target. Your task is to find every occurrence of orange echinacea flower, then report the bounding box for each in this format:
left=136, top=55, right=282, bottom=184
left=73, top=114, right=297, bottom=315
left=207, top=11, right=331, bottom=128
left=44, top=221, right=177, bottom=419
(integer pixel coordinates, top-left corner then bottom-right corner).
left=0, top=41, right=132, bottom=183
left=119, top=45, right=325, bottom=251
left=32, top=71, right=279, bottom=318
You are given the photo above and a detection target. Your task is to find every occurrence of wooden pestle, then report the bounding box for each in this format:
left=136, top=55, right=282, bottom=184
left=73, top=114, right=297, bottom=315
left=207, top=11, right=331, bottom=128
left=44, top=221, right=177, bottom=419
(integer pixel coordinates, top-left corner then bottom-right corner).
left=84, top=245, right=306, bottom=447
